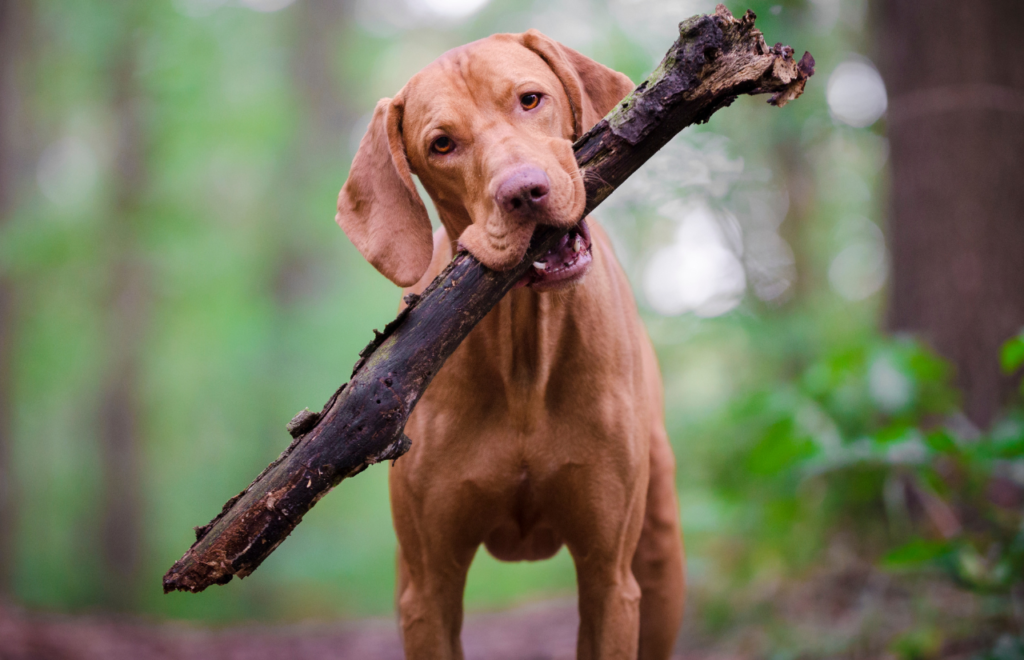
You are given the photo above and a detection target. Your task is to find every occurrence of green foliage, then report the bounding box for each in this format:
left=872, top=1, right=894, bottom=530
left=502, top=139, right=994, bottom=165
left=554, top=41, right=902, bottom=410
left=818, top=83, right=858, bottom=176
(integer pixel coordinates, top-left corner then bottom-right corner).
left=1002, top=331, right=1024, bottom=399
left=681, top=330, right=1024, bottom=655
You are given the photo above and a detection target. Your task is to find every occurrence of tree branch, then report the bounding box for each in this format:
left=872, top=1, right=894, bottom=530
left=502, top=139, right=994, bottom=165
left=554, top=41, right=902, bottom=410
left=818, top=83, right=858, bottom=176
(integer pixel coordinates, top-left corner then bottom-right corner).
left=163, top=4, right=814, bottom=594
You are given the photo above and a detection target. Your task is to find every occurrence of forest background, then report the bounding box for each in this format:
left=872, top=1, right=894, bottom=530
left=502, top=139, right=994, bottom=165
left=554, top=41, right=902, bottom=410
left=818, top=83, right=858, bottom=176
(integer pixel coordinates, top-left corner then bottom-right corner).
left=1, top=0, right=1022, bottom=658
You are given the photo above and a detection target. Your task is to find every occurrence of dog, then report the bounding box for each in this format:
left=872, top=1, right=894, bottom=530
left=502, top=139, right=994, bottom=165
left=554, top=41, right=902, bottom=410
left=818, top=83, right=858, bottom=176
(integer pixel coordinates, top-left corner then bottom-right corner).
left=336, top=30, right=685, bottom=660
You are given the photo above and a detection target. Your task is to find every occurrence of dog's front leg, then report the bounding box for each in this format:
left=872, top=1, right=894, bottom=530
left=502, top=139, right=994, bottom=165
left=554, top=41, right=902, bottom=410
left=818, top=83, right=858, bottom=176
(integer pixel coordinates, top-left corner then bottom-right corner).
left=574, top=552, right=644, bottom=660
left=553, top=459, right=649, bottom=660
left=391, top=462, right=481, bottom=660
left=396, top=545, right=473, bottom=660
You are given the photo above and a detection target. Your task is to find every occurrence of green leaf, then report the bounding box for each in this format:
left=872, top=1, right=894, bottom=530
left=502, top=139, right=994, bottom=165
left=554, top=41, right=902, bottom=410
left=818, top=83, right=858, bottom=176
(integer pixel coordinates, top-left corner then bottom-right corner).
left=1000, top=331, right=1024, bottom=374
left=924, top=429, right=958, bottom=455
left=873, top=422, right=914, bottom=445
left=744, top=419, right=817, bottom=476
left=882, top=538, right=950, bottom=569
left=990, top=436, right=1024, bottom=460
left=890, top=626, right=944, bottom=660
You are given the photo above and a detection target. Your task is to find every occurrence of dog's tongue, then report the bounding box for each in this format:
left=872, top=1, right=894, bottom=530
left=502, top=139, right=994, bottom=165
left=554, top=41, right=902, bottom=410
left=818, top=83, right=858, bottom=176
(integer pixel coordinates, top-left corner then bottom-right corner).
left=539, top=232, right=574, bottom=263
left=514, top=219, right=592, bottom=289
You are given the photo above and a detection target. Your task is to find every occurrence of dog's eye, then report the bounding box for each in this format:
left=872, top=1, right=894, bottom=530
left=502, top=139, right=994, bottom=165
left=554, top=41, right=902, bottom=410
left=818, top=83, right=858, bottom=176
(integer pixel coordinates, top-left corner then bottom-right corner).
left=520, top=93, right=541, bottom=110
left=431, top=136, right=454, bottom=154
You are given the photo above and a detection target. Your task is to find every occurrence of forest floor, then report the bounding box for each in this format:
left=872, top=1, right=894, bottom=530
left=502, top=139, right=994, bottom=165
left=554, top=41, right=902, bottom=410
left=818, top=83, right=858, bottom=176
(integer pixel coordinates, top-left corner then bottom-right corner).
left=0, top=560, right=1006, bottom=660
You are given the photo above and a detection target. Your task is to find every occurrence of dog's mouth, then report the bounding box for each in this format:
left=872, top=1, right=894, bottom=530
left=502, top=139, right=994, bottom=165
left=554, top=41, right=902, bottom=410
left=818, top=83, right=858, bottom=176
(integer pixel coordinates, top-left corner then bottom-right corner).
left=515, top=219, right=593, bottom=291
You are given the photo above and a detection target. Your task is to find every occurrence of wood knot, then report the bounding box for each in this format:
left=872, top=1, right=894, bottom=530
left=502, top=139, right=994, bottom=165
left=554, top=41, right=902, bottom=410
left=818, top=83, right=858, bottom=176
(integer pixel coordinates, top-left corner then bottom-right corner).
left=368, top=433, right=413, bottom=466
left=193, top=522, right=213, bottom=542
left=286, top=408, right=320, bottom=438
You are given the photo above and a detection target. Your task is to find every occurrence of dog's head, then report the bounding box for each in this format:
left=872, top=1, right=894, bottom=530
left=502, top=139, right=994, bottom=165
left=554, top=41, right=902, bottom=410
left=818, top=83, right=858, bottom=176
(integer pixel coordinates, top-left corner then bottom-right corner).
left=336, top=31, right=634, bottom=288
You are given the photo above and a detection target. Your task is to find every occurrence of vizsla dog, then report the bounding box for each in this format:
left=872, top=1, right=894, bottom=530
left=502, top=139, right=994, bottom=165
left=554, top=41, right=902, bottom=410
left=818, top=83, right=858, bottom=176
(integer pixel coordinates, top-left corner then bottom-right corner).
left=337, top=30, right=685, bottom=660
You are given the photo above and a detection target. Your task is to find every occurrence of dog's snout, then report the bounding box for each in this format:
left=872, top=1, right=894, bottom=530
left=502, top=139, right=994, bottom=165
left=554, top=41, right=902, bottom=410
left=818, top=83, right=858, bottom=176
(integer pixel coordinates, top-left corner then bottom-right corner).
left=496, top=167, right=551, bottom=215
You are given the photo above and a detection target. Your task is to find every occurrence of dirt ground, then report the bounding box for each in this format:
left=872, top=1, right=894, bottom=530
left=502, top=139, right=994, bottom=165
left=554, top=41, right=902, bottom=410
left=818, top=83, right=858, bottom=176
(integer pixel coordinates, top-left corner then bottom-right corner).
left=1, top=599, right=586, bottom=660
left=0, top=562, right=1010, bottom=660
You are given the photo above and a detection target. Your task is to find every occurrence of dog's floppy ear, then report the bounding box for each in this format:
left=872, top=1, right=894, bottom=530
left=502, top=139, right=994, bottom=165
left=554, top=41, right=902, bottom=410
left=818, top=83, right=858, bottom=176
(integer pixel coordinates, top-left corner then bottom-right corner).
left=336, top=96, right=433, bottom=288
left=519, top=29, right=635, bottom=140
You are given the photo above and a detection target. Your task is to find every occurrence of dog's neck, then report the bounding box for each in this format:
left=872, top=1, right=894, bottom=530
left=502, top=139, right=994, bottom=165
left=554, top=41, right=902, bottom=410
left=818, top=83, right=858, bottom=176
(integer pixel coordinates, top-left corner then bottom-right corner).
left=429, top=202, right=589, bottom=391
left=489, top=286, right=582, bottom=392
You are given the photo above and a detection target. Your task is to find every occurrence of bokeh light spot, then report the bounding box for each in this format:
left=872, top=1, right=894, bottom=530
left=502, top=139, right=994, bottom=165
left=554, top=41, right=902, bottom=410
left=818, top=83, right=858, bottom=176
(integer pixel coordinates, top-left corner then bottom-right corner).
left=240, top=0, right=297, bottom=12
left=644, top=201, right=746, bottom=317
left=827, top=58, right=888, bottom=128
left=37, top=136, right=99, bottom=210
left=828, top=240, right=888, bottom=301
left=413, top=0, right=490, bottom=19
left=868, top=355, right=913, bottom=412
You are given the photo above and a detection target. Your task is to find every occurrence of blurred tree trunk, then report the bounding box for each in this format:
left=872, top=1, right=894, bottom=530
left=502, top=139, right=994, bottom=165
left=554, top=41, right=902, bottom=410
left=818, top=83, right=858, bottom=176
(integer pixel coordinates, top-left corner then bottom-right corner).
left=97, top=24, right=149, bottom=609
left=237, top=0, right=354, bottom=616
left=0, top=0, right=30, bottom=596
left=775, top=137, right=816, bottom=305
left=877, top=0, right=1024, bottom=427
left=292, top=0, right=351, bottom=168
left=0, top=0, right=16, bottom=596
left=272, top=0, right=352, bottom=304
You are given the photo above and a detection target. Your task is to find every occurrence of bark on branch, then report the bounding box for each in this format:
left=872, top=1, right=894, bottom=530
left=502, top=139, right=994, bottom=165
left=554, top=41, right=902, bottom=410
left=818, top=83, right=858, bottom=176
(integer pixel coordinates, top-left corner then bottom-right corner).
left=163, top=4, right=814, bottom=594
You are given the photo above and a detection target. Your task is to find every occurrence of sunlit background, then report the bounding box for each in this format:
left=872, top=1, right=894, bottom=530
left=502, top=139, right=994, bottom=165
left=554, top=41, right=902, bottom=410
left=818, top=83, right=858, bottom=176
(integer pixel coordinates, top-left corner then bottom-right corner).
left=2, top=0, right=1022, bottom=657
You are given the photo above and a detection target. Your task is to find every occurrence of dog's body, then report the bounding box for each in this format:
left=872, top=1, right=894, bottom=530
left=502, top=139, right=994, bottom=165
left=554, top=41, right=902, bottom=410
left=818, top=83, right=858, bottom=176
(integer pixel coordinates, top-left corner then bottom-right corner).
left=338, top=31, right=684, bottom=660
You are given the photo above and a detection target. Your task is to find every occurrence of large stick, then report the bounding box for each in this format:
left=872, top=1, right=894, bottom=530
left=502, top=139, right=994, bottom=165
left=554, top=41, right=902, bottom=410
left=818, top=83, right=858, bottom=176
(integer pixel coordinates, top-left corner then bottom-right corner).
left=163, top=5, right=814, bottom=594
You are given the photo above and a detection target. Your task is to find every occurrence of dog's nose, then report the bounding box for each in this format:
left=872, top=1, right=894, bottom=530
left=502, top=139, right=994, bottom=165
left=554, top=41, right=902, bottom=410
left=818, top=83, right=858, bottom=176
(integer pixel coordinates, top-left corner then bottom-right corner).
left=495, top=168, right=550, bottom=215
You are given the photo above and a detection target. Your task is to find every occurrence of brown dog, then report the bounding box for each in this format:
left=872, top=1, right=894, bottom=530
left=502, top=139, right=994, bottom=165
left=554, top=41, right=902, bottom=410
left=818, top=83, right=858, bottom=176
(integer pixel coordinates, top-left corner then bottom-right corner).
left=337, top=31, right=685, bottom=660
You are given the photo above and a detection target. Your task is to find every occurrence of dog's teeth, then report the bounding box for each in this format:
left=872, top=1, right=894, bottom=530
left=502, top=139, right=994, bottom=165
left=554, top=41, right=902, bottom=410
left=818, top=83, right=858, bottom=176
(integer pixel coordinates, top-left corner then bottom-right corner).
left=533, top=261, right=547, bottom=270
left=573, top=235, right=582, bottom=253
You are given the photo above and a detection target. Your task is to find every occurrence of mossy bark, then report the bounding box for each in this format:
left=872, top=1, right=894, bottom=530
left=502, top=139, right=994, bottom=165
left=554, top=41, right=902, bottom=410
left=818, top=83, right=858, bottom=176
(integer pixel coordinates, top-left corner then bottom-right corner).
left=163, top=4, right=813, bottom=595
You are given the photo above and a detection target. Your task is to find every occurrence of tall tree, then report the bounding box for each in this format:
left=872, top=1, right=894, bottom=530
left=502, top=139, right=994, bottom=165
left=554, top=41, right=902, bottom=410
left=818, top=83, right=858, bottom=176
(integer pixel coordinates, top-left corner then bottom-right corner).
left=291, top=0, right=351, bottom=169
left=271, top=0, right=352, bottom=304
left=0, top=0, right=30, bottom=596
left=97, top=16, right=149, bottom=609
left=877, top=0, right=1024, bottom=426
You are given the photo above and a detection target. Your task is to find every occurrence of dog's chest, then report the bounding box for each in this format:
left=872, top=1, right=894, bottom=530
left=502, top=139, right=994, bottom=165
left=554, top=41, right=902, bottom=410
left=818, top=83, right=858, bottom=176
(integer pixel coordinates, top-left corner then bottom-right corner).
left=432, top=297, right=592, bottom=425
